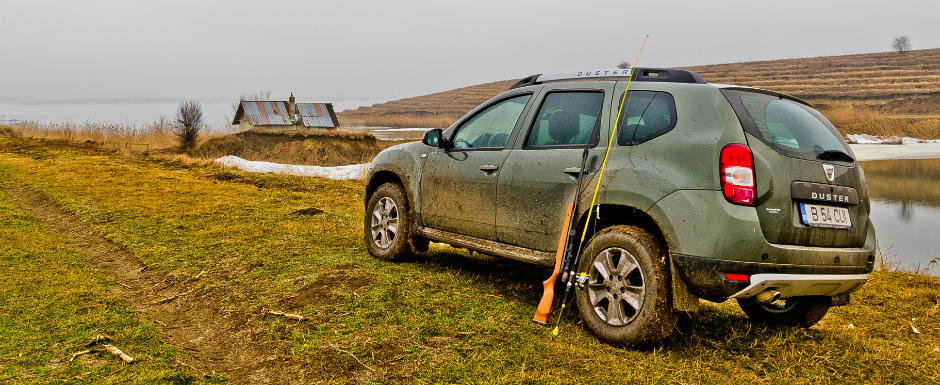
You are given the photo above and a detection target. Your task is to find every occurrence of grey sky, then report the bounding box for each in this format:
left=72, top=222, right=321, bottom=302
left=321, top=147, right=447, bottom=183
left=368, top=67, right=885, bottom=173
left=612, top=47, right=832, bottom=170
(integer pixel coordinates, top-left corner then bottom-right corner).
left=1, top=0, right=938, bottom=105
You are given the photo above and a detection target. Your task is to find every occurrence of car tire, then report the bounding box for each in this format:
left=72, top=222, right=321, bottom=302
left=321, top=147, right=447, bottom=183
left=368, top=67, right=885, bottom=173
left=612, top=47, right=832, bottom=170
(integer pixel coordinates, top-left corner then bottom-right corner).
left=737, top=296, right=831, bottom=328
left=364, top=182, right=413, bottom=261
left=574, top=225, right=677, bottom=347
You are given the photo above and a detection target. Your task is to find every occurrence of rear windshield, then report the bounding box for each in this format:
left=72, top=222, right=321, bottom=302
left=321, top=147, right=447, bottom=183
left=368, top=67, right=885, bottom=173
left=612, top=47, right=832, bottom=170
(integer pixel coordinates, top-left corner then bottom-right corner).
left=722, top=89, right=853, bottom=164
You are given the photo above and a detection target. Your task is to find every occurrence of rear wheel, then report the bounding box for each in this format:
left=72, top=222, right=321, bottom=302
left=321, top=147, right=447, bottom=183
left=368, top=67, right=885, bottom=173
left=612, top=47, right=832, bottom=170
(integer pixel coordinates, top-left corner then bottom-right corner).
left=574, top=225, right=676, bottom=346
left=737, top=296, right=830, bottom=328
left=364, top=183, right=414, bottom=261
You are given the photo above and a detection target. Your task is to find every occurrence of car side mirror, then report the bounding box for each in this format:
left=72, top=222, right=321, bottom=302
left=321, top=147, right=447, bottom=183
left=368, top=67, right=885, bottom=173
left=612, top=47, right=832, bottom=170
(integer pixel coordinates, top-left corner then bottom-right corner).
left=422, top=128, right=446, bottom=148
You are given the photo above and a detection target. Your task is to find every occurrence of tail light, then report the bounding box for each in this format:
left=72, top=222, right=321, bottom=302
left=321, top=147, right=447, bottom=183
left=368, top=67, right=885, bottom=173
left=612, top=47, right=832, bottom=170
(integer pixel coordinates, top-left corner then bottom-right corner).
left=720, top=144, right=756, bottom=205
left=725, top=273, right=750, bottom=282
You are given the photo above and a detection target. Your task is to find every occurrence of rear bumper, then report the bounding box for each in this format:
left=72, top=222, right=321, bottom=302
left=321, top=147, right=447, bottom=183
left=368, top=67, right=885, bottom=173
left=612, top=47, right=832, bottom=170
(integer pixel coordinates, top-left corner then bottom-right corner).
left=729, top=273, right=867, bottom=299
left=672, top=254, right=873, bottom=301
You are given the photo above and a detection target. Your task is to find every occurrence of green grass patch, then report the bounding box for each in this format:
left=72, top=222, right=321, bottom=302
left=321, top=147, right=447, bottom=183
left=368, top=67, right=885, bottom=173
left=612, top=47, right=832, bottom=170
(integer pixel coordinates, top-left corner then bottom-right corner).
left=0, top=136, right=938, bottom=384
left=0, top=188, right=203, bottom=384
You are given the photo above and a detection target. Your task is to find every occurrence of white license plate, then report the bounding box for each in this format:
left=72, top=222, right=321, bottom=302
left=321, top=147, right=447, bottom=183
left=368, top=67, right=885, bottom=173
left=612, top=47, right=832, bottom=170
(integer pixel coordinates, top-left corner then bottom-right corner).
left=799, top=203, right=852, bottom=229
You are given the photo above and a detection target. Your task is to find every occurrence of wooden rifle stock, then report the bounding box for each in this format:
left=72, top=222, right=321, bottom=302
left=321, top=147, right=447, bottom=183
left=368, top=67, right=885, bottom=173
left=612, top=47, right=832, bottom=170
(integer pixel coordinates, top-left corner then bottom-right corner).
left=532, top=203, right=574, bottom=325
left=533, top=148, right=589, bottom=325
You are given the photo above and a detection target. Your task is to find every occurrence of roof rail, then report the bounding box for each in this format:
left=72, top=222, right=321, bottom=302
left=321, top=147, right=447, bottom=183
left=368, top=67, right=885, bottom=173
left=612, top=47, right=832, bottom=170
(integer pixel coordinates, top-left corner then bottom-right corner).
left=508, top=67, right=706, bottom=89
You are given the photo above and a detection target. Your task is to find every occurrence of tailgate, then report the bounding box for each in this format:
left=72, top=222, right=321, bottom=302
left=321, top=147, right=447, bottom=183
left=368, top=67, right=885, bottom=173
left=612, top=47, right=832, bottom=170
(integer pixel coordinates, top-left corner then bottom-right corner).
left=722, top=89, right=870, bottom=247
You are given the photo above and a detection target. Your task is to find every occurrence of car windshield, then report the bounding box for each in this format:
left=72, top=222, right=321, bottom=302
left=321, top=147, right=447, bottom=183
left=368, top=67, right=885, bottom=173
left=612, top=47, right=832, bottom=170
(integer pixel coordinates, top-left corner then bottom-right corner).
left=722, top=89, right=852, bottom=163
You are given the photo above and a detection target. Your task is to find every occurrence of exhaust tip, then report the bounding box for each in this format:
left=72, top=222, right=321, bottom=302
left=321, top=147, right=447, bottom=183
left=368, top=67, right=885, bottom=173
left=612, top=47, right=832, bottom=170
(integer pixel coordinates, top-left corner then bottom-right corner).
left=756, top=290, right=782, bottom=304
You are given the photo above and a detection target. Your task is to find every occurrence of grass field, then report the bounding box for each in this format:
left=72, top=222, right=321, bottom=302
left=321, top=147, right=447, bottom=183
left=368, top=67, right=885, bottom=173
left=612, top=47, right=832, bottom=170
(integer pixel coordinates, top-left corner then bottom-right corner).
left=0, top=136, right=938, bottom=384
left=339, top=49, right=940, bottom=139
left=1, top=124, right=399, bottom=168
left=0, top=182, right=202, bottom=383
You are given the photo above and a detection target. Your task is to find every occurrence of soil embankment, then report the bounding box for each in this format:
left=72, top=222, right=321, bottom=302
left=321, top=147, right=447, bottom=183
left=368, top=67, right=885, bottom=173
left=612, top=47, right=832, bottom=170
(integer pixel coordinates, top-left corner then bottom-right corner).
left=192, top=129, right=395, bottom=166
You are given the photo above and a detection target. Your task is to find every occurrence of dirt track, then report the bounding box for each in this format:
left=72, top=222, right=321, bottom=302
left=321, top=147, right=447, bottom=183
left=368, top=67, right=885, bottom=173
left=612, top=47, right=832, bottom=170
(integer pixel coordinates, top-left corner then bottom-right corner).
left=2, top=182, right=302, bottom=384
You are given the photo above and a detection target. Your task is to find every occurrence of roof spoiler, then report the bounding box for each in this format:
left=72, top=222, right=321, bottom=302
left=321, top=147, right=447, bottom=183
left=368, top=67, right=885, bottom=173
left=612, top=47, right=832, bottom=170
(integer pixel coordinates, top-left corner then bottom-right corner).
left=508, top=67, right=706, bottom=89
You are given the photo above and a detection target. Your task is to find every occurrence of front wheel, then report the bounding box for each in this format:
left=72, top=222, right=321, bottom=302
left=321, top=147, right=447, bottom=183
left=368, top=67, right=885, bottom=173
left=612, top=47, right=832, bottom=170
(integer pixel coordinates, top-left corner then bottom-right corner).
left=364, top=183, right=414, bottom=261
left=574, top=225, right=676, bottom=347
left=737, top=296, right=831, bottom=328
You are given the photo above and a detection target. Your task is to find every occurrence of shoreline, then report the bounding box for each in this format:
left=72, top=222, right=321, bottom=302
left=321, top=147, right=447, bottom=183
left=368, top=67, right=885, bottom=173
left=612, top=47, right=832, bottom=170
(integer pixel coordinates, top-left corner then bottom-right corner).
left=850, top=143, right=940, bottom=161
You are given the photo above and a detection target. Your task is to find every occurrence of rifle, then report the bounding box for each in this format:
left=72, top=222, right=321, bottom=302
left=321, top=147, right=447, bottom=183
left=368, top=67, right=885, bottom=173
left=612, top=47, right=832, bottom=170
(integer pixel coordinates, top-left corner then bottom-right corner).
left=533, top=147, right=590, bottom=325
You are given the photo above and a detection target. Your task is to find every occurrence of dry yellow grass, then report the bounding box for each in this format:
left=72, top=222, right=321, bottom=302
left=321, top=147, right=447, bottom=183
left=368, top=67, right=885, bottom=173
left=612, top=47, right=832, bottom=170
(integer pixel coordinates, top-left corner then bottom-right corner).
left=821, top=103, right=940, bottom=139
left=192, top=129, right=395, bottom=166
left=2, top=123, right=397, bottom=166
left=340, top=113, right=460, bottom=129
left=5, top=120, right=232, bottom=153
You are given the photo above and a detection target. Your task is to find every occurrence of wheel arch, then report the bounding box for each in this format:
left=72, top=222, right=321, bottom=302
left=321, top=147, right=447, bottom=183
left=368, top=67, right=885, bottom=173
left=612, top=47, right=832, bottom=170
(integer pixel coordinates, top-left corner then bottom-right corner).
left=575, top=203, right=699, bottom=312
left=575, top=204, right=672, bottom=252
left=365, top=170, right=404, bottom=205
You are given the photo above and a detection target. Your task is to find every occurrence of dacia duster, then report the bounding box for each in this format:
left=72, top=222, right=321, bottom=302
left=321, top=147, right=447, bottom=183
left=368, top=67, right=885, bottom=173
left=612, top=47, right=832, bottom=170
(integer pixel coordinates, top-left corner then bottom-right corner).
left=363, top=68, right=876, bottom=346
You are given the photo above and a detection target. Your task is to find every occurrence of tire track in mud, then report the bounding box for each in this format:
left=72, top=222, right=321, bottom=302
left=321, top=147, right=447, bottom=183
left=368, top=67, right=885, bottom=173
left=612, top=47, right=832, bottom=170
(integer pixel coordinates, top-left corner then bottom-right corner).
left=2, top=182, right=303, bottom=384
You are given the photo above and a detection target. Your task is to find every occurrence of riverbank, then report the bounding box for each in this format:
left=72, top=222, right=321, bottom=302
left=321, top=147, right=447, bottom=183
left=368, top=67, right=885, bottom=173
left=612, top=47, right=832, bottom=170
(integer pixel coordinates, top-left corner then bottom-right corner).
left=850, top=143, right=940, bottom=161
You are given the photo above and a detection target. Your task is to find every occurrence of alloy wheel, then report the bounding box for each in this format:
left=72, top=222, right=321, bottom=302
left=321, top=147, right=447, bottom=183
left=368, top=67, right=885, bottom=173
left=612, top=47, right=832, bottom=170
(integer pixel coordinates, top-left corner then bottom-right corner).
left=370, top=197, right=399, bottom=249
left=585, top=246, right=645, bottom=326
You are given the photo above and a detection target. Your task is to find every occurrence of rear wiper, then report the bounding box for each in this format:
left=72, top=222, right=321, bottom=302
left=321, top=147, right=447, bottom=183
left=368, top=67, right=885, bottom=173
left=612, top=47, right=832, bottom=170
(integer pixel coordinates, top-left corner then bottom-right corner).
left=816, top=149, right=855, bottom=163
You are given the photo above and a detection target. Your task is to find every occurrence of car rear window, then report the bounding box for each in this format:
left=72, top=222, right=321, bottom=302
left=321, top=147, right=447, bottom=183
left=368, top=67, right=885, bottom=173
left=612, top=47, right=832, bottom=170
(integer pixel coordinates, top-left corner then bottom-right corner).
left=722, top=89, right=853, bottom=163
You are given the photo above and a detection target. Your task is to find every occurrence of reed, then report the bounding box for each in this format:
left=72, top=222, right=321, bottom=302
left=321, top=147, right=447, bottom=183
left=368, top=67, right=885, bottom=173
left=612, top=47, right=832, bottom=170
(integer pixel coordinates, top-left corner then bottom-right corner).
left=6, top=120, right=234, bottom=153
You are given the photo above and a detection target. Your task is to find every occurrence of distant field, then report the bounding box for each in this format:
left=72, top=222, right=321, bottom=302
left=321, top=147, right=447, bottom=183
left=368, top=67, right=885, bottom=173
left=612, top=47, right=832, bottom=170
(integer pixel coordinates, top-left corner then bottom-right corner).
left=686, top=49, right=940, bottom=112
left=339, top=49, right=940, bottom=138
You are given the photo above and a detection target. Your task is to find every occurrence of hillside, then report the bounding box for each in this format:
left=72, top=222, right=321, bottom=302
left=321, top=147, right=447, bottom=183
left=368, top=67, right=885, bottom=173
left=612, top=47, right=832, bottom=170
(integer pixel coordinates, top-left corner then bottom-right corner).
left=339, top=49, right=940, bottom=138
left=340, top=80, right=516, bottom=128
left=686, top=48, right=940, bottom=113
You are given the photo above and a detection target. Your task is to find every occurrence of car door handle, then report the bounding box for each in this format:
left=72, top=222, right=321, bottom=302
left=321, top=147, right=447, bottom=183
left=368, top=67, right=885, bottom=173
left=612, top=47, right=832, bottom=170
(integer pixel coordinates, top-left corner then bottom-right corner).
left=479, top=165, right=499, bottom=172
left=564, top=167, right=584, bottom=175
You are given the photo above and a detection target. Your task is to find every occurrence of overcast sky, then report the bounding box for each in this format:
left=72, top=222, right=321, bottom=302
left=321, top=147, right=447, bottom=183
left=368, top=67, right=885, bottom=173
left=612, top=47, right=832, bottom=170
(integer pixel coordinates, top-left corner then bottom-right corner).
left=1, top=0, right=938, bottom=104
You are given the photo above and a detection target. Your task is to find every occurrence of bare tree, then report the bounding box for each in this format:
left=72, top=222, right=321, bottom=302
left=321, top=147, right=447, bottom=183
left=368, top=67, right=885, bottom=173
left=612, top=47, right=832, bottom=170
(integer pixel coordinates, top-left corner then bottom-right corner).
left=616, top=61, right=631, bottom=69
left=175, top=100, right=203, bottom=149
left=892, top=36, right=911, bottom=54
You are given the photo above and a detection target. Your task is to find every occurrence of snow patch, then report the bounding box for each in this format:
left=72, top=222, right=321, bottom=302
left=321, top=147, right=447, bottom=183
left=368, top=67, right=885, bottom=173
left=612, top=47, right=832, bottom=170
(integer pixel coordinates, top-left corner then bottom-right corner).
left=847, top=134, right=940, bottom=144
left=371, top=127, right=433, bottom=132
left=214, top=155, right=369, bottom=180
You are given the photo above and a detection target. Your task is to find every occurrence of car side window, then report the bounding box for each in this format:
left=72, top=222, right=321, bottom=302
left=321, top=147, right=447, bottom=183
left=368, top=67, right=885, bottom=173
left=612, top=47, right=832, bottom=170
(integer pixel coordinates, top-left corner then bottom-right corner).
left=616, top=91, right=677, bottom=145
left=451, top=94, right=531, bottom=150
left=525, top=91, right=604, bottom=147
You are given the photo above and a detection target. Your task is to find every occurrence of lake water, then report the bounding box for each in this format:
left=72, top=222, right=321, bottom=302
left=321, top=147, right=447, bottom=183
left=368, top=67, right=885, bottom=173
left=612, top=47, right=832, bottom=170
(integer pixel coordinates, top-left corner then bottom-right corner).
left=0, top=97, right=385, bottom=128
left=861, top=158, right=940, bottom=275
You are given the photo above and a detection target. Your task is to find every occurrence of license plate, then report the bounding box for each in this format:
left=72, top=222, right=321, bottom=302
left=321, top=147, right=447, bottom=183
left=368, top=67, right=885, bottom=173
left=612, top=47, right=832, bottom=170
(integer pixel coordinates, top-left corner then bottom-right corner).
left=799, top=203, right=852, bottom=229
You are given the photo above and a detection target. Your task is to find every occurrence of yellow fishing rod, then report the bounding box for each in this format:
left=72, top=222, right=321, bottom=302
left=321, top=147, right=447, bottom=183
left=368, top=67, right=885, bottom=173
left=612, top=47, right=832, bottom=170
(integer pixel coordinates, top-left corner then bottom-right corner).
left=551, top=34, right=650, bottom=337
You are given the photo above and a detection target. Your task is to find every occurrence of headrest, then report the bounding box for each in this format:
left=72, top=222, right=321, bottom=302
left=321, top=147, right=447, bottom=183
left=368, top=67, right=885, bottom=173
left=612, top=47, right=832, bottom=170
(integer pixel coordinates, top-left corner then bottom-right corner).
left=547, top=110, right=579, bottom=144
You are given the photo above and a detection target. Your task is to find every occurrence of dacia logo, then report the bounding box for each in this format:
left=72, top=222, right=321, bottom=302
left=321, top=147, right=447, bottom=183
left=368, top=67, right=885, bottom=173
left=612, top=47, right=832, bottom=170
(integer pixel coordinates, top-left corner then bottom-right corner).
left=823, top=164, right=835, bottom=182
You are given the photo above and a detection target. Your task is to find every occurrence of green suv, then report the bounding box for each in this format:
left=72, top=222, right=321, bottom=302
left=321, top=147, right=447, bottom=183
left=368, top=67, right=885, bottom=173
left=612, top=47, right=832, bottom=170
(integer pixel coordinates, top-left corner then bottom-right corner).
left=364, top=68, right=876, bottom=346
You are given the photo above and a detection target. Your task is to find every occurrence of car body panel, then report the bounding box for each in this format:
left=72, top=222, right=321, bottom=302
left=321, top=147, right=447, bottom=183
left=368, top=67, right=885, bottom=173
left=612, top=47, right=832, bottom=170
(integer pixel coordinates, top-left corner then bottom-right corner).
left=745, top=134, right=871, bottom=247
left=420, top=148, right=511, bottom=239
left=366, top=142, right=425, bottom=210
left=496, top=81, right=614, bottom=250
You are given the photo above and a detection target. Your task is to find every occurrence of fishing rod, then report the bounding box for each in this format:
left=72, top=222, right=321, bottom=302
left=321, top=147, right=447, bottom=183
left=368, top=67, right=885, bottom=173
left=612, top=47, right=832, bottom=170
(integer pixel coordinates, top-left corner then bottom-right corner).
left=549, top=34, right=650, bottom=337
left=533, top=146, right=590, bottom=325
